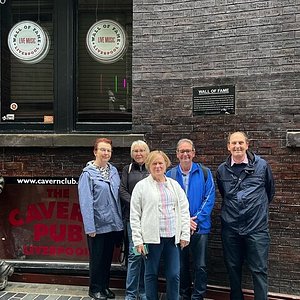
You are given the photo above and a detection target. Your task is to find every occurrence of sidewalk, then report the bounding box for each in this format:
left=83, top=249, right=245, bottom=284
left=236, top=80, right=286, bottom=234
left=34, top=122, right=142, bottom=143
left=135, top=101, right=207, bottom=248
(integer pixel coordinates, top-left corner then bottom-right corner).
left=2, top=281, right=299, bottom=300
left=0, top=282, right=126, bottom=300
left=0, top=282, right=214, bottom=300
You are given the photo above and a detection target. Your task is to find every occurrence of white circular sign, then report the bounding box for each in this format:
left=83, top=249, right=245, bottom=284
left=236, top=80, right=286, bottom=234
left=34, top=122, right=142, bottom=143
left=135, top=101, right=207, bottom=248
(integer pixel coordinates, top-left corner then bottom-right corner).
left=86, top=19, right=127, bottom=64
left=10, top=103, right=18, bottom=111
left=8, top=21, right=50, bottom=64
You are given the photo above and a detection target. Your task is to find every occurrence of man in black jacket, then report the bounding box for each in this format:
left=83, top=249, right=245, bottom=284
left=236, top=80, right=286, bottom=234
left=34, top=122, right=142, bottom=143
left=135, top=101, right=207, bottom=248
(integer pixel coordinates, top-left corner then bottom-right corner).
left=216, top=132, right=275, bottom=300
left=0, top=176, right=14, bottom=290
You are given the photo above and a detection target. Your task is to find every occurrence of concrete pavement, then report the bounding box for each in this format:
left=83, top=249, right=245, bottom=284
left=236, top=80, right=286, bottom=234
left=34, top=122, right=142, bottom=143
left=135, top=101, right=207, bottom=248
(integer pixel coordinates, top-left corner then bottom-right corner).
left=0, top=282, right=215, bottom=300
left=0, top=282, right=125, bottom=300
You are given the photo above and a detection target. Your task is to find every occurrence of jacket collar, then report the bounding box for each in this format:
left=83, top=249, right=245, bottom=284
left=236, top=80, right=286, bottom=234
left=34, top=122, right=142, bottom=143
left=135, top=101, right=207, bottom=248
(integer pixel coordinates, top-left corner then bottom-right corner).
left=131, top=161, right=147, bottom=171
left=225, top=150, right=256, bottom=175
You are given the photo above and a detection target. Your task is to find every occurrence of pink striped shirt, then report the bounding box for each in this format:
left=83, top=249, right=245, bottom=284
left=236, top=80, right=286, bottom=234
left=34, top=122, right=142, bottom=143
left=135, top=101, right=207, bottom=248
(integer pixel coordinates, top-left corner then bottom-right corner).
left=157, top=182, right=176, bottom=238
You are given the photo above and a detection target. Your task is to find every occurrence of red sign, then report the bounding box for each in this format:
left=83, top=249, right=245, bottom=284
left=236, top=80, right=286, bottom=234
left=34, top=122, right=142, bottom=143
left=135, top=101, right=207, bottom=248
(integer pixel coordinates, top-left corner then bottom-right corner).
left=0, top=177, right=123, bottom=265
left=0, top=177, right=88, bottom=261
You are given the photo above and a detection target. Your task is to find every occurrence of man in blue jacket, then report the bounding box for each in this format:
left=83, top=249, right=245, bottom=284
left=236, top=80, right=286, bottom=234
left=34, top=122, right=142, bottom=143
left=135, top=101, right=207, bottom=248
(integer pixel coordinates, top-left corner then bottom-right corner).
left=166, top=139, right=215, bottom=300
left=216, top=132, right=275, bottom=300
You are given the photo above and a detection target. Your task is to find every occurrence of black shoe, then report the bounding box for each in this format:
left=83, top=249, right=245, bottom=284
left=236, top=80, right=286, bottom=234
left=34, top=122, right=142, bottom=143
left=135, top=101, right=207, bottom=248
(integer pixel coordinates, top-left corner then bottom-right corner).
left=180, top=293, right=191, bottom=300
left=101, top=288, right=115, bottom=299
left=88, top=291, right=107, bottom=300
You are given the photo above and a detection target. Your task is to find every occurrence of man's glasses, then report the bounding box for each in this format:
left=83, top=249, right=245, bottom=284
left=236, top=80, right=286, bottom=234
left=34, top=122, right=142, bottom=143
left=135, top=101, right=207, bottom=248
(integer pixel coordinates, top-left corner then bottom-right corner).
left=177, top=149, right=194, bottom=154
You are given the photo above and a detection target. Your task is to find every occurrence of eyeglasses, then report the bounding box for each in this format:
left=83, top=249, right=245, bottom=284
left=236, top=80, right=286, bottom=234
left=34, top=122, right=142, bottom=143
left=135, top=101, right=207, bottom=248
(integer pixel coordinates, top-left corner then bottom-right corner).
left=98, top=148, right=112, bottom=153
left=177, top=149, right=194, bottom=154
left=132, top=149, right=146, bottom=153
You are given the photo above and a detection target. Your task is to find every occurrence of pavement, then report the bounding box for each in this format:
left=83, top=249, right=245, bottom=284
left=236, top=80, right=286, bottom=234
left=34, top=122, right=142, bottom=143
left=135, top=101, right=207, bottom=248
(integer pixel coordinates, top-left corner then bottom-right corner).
left=0, top=282, right=126, bottom=300
left=0, top=282, right=213, bottom=300
left=2, top=281, right=299, bottom=300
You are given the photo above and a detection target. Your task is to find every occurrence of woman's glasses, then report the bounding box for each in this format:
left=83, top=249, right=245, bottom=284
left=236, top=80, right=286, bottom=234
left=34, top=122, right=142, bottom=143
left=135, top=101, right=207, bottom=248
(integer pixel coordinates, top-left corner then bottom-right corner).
left=132, top=149, right=146, bottom=153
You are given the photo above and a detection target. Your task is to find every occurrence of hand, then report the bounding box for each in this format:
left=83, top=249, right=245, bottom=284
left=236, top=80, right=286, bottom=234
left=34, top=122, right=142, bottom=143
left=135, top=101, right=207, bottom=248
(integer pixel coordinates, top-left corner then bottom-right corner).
left=180, top=240, right=189, bottom=249
left=190, top=216, right=197, bottom=235
left=88, top=232, right=96, bottom=237
left=136, top=244, right=147, bottom=256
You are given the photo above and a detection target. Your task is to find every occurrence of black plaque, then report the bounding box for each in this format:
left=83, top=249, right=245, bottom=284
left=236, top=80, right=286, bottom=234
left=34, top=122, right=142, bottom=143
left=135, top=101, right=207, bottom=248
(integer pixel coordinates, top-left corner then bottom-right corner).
left=193, top=85, right=235, bottom=115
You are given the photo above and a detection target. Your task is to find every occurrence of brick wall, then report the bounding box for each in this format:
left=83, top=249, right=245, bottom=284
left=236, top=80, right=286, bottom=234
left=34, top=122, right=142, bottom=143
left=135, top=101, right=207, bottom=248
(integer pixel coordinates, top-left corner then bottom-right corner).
left=0, top=147, right=130, bottom=178
left=132, top=0, right=300, bottom=295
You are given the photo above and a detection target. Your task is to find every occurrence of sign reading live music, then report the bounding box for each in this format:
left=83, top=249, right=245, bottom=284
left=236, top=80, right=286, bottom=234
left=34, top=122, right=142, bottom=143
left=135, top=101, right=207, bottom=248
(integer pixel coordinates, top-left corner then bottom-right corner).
left=7, top=21, right=50, bottom=64
left=0, top=177, right=88, bottom=261
left=86, top=19, right=127, bottom=64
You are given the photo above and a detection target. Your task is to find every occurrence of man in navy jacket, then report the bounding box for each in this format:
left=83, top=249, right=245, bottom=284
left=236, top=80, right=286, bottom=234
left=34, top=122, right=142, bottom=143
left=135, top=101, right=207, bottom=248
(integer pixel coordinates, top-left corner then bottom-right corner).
left=216, top=132, right=275, bottom=300
left=166, top=139, right=215, bottom=300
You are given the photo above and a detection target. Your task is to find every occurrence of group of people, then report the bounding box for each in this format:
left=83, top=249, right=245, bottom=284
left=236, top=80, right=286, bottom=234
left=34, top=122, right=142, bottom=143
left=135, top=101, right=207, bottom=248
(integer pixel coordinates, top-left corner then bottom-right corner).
left=78, top=131, right=275, bottom=300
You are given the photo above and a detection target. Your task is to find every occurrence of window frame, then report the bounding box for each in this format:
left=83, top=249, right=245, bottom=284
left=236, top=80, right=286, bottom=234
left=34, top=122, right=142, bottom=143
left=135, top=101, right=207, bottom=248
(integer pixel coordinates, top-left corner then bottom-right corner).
left=0, top=0, right=132, bottom=133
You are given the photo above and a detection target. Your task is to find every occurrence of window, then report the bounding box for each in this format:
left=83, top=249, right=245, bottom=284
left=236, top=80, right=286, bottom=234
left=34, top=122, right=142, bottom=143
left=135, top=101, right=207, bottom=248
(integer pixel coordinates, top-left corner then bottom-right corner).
left=77, top=1, right=132, bottom=124
left=0, top=0, right=132, bottom=132
left=1, top=0, right=54, bottom=126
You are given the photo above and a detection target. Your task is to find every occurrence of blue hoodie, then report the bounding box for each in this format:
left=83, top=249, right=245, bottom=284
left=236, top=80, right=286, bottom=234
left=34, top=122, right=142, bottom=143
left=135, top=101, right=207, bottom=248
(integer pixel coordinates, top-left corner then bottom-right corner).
left=166, top=162, right=215, bottom=234
left=78, top=161, right=123, bottom=234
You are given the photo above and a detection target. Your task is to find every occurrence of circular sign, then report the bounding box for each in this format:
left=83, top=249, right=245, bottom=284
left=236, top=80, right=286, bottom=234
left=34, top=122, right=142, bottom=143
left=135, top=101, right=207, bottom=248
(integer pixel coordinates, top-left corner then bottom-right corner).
left=10, top=103, right=18, bottom=111
left=7, top=21, right=50, bottom=64
left=86, top=19, right=127, bottom=64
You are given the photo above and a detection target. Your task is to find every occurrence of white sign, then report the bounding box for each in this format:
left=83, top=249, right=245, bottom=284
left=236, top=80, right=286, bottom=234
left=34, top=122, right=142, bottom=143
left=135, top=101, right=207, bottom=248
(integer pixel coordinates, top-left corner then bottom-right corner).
left=86, top=19, right=127, bottom=64
left=10, top=103, right=18, bottom=111
left=8, top=21, right=50, bottom=64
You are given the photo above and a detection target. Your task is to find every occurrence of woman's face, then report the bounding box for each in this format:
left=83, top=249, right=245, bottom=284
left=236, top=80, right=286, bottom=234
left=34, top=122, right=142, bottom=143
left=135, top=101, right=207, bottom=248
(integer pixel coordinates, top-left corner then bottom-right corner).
left=149, top=154, right=166, bottom=179
left=94, top=142, right=112, bottom=164
left=132, top=146, right=148, bottom=165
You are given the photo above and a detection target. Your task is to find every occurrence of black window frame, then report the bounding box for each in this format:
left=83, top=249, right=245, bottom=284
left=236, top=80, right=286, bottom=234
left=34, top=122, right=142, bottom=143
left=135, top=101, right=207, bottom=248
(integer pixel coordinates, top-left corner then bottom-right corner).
left=0, top=0, right=132, bottom=134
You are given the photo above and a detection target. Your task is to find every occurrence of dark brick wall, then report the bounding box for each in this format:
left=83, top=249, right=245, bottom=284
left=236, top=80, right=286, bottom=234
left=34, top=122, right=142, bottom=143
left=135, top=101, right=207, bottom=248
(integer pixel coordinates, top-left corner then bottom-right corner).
left=132, top=0, right=300, bottom=296
left=0, top=147, right=130, bottom=178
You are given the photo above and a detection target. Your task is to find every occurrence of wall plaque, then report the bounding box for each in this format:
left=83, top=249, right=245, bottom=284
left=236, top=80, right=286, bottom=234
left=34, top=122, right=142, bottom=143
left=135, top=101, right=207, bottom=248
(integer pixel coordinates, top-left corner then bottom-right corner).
left=193, top=85, right=235, bottom=115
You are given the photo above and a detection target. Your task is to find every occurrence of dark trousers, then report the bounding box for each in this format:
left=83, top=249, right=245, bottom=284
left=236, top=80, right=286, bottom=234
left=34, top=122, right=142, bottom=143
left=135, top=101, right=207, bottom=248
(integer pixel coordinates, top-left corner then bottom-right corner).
left=180, top=233, right=208, bottom=300
left=144, top=237, right=180, bottom=300
left=87, top=231, right=116, bottom=293
left=222, top=228, right=270, bottom=300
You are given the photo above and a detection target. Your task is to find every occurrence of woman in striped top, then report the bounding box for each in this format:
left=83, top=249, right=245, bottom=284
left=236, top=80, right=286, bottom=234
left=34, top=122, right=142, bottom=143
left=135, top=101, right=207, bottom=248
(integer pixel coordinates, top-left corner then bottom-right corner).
left=130, top=150, right=190, bottom=300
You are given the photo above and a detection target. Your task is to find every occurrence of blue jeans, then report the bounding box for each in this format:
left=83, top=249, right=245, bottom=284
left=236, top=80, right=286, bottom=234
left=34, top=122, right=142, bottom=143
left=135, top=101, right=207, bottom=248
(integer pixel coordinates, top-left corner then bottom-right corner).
left=222, top=228, right=270, bottom=300
left=180, top=233, right=208, bottom=300
left=144, top=237, right=180, bottom=300
left=125, top=222, right=146, bottom=300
